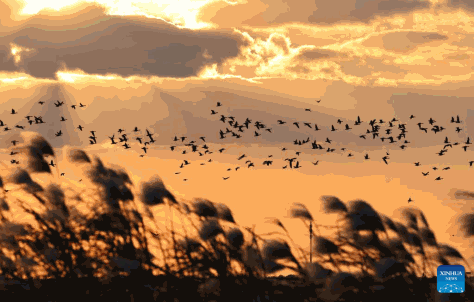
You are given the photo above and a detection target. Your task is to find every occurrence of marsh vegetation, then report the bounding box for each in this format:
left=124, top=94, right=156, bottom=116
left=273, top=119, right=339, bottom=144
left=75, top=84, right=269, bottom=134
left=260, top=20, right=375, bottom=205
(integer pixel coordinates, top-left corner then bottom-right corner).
left=0, top=132, right=473, bottom=301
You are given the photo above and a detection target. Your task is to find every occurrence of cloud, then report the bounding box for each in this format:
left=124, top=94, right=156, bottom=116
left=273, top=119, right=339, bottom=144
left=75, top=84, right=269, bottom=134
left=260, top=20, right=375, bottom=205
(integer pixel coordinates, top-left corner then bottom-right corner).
left=361, top=31, right=448, bottom=53
left=308, top=0, right=431, bottom=24
left=446, top=0, right=474, bottom=11
left=295, top=49, right=344, bottom=61
left=197, top=0, right=432, bottom=28
left=0, top=3, right=248, bottom=80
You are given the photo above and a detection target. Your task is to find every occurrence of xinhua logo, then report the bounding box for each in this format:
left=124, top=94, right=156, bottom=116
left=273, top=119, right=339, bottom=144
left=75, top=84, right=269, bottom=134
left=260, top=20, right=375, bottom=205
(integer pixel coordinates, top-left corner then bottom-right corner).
left=437, top=265, right=465, bottom=293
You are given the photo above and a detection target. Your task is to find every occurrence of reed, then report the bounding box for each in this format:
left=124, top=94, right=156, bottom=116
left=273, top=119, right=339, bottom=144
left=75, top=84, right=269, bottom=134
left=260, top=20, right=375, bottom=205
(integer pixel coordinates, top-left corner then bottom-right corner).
left=0, top=133, right=473, bottom=301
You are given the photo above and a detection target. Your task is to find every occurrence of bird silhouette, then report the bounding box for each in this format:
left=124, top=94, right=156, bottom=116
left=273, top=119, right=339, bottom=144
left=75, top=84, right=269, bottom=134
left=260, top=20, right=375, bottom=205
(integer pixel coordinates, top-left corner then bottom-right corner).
left=11, top=109, right=17, bottom=114
left=55, top=130, right=62, bottom=137
left=77, top=125, right=83, bottom=131
left=465, top=137, right=472, bottom=145
left=408, top=197, right=413, bottom=203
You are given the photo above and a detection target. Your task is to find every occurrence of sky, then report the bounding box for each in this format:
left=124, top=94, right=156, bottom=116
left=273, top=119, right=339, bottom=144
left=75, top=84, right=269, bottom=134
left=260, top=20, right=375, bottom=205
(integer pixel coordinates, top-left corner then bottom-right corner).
left=1, top=0, right=474, bottom=275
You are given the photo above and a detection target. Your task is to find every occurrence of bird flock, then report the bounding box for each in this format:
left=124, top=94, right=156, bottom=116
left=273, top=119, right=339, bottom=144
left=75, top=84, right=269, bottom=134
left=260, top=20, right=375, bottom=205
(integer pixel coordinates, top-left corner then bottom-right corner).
left=1, top=98, right=473, bottom=193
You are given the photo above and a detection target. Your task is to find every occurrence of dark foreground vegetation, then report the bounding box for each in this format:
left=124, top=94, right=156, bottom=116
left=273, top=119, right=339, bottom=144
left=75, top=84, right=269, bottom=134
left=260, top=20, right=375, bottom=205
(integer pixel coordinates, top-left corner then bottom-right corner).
left=1, top=132, right=473, bottom=301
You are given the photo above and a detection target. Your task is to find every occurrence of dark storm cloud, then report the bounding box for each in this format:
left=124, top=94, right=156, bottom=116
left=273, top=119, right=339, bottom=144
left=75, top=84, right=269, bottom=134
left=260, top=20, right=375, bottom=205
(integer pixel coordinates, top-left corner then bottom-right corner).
left=0, top=4, right=248, bottom=79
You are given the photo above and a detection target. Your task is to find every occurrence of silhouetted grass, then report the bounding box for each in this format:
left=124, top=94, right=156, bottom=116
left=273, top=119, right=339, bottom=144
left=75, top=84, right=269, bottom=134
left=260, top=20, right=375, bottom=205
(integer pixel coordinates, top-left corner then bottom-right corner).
left=0, top=133, right=473, bottom=301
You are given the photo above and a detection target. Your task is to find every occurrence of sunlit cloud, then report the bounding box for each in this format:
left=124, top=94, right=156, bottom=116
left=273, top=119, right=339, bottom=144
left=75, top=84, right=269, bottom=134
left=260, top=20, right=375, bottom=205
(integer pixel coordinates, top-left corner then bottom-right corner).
left=18, top=0, right=217, bottom=29
left=9, top=42, right=34, bottom=65
left=2, top=0, right=474, bottom=89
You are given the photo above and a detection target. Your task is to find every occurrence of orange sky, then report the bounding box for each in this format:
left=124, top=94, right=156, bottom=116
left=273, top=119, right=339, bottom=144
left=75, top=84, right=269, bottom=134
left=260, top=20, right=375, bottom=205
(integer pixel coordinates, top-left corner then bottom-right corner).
left=1, top=0, right=474, bottom=274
